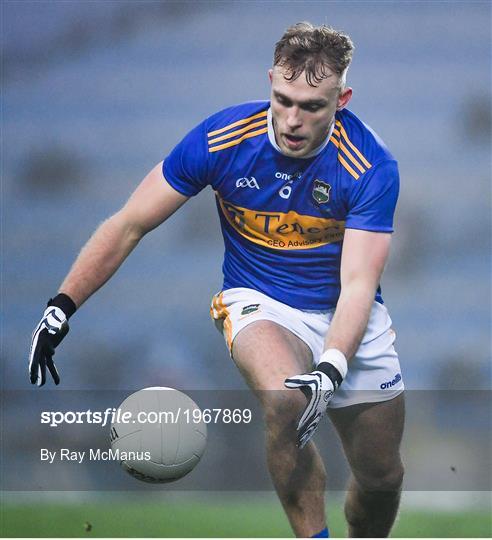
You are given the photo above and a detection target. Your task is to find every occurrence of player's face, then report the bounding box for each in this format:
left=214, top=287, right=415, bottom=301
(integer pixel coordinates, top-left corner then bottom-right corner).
left=269, top=66, right=352, bottom=157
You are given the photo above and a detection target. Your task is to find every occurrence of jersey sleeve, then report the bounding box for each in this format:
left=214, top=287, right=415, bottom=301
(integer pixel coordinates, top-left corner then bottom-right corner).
left=344, top=159, right=400, bottom=232
left=162, top=120, right=209, bottom=197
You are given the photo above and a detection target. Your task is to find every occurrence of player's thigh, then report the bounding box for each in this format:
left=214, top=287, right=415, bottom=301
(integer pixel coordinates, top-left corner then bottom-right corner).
left=328, top=393, right=405, bottom=489
left=232, top=320, right=312, bottom=412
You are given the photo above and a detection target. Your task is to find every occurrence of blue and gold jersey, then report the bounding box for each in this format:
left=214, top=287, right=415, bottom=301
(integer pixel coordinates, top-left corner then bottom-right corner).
left=163, top=101, right=399, bottom=310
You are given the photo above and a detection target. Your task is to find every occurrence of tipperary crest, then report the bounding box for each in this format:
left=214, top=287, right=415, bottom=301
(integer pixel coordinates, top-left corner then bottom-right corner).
left=312, top=179, right=331, bottom=204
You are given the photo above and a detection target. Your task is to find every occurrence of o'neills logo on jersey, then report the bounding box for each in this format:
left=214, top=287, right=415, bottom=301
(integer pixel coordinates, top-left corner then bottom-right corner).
left=218, top=197, right=345, bottom=250
left=312, top=179, right=331, bottom=204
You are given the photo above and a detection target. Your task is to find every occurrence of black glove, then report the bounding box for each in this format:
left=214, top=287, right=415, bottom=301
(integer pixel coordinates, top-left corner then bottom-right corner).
left=28, top=293, right=76, bottom=386
left=285, top=350, right=347, bottom=448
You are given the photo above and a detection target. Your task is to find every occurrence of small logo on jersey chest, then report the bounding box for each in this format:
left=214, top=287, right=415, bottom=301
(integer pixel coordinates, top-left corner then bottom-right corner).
left=236, top=177, right=260, bottom=189
left=274, top=171, right=302, bottom=181
left=312, top=179, right=331, bottom=204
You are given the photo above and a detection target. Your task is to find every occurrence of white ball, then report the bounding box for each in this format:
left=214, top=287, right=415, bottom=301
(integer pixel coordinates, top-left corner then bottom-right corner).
left=110, top=387, right=207, bottom=483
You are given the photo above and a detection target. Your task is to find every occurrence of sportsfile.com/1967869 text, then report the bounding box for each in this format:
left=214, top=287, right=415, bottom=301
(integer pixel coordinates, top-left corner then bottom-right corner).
left=40, top=408, right=252, bottom=428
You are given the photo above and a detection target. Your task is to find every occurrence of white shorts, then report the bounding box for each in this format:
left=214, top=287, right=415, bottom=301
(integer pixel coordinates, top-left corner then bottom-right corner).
left=210, top=287, right=404, bottom=408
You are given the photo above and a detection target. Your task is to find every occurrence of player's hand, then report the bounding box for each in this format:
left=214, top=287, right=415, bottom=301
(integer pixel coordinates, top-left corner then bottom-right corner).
left=29, top=294, right=76, bottom=387
left=285, top=350, right=347, bottom=449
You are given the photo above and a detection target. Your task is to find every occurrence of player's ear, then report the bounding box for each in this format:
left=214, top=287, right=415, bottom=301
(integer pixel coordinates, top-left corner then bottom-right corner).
left=337, top=87, right=352, bottom=111
left=268, top=68, right=273, bottom=83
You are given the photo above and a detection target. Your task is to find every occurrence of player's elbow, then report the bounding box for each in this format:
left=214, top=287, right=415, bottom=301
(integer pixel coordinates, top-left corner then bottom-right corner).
left=107, top=209, right=147, bottom=245
left=339, top=275, right=379, bottom=302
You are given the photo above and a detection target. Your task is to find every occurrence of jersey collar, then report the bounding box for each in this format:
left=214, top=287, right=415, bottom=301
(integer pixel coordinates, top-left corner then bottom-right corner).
left=267, top=107, right=334, bottom=159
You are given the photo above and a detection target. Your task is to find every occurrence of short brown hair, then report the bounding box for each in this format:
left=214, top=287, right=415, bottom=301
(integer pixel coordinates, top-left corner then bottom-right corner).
left=274, top=22, right=354, bottom=87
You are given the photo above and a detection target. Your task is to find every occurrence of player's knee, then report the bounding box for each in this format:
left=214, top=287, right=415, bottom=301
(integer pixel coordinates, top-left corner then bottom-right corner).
left=263, top=392, right=304, bottom=438
left=356, top=462, right=404, bottom=492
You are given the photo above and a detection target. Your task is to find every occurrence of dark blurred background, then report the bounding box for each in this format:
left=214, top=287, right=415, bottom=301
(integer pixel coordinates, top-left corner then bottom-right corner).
left=1, top=0, right=490, bottom=508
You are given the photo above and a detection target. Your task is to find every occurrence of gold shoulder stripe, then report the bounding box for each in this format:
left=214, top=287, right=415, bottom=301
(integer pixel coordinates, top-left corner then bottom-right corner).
left=207, top=110, right=268, bottom=138
left=339, top=140, right=365, bottom=173
left=329, top=136, right=360, bottom=179
left=335, top=120, right=372, bottom=169
left=208, top=119, right=267, bottom=145
left=338, top=154, right=360, bottom=180
left=330, top=130, right=365, bottom=173
left=208, top=127, right=268, bottom=153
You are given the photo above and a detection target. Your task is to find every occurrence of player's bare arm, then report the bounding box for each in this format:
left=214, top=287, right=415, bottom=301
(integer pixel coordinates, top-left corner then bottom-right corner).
left=29, top=163, right=188, bottom=386
left=60, top=163, right=188, bottom=308
left=324, top=228, right=392, bottom=360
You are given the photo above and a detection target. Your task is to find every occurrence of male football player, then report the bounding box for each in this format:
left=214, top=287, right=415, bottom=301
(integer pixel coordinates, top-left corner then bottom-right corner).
left=29, top=22, right=405, bottom=537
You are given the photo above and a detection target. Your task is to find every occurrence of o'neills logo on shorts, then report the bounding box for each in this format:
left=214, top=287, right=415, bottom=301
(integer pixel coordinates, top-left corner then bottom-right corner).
left=380, top=373, right=402, bottom=390
left=218, top=197, right=345, bottom=250
left=241, top=304, right=260, bottom=316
